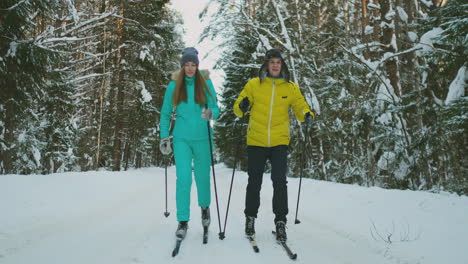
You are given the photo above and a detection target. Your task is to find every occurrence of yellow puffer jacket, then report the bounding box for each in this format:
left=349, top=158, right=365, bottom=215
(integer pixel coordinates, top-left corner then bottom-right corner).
left=233, top=77, right=313, bottom=147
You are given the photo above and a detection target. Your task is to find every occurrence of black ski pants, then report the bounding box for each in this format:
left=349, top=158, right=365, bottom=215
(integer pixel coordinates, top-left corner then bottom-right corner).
left=244, top=145, right=288, bottom=223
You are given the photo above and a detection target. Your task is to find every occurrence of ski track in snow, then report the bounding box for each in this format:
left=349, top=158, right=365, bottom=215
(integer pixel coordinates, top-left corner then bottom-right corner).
left=1, top=165, right=465, bottom=264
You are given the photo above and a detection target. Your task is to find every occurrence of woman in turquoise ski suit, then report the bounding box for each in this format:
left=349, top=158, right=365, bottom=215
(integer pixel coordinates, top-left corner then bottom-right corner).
left=159, top=47, right=219, bottom=238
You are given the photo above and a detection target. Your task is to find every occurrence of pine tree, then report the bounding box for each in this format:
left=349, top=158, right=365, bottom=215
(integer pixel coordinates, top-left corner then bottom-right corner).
left=0, top=0, right=74, bottom=174
left=413, top=0, right=468, bottom=194
left=213, top=34, right=257, bottom=169
left=0, top=0, right=183, bottom=173
left=102, top=0, right=182, bottom=170
left=64, top=0, right=183, bottom=171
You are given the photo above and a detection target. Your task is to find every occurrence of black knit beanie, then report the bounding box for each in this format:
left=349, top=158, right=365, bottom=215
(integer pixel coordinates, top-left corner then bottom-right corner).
left=180, top=47, right=199, bottom=67
left=264, top=48, right=283, bottom=61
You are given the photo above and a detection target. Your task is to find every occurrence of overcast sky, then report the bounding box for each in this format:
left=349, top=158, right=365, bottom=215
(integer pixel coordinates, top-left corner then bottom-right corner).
left=169, top=0, right=224, bottom=90
left=169, top=0, right=209, bottom=46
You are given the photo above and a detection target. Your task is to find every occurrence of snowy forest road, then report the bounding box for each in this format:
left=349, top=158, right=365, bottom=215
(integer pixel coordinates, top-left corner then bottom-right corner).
left=1, top=165, right=459, bottom=264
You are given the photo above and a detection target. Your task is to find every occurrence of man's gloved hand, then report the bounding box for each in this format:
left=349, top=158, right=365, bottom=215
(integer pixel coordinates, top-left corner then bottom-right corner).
left=304, top=112, right=315, bottom=125
left=159, top=137, right=172, bottom=155
left=239, top=97, right=250, bottom=113
left=201, top=108, right=213, bottom=121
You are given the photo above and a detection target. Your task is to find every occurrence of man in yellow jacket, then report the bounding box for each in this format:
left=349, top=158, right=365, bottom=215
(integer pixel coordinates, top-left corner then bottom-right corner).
left=233, top=48, right=315, bottom=242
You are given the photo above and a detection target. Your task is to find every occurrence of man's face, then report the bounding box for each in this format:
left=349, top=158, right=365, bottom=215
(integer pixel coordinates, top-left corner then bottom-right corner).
left=268, top=58, right=282, bottom=77
left=183, top=62, right=197, bottom=78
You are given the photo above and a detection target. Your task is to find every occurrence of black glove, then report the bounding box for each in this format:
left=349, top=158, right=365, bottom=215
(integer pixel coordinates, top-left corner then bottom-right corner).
left=239, top=97, right=250, bottom=113
left=305, top=112, right=315, bottom=125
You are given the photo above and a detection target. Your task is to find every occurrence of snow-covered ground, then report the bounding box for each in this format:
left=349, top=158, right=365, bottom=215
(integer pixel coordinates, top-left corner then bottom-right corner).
left=1, top=164, right=467, bottom=264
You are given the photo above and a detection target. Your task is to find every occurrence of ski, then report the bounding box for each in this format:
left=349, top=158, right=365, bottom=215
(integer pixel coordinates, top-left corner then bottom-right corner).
left=172, top=238, right=183, bottom=257
left=246, top=235, right=260, bottom=253
left=203, top=226, right=208, bottom=244
left=272, top=231, right=297, bottom=260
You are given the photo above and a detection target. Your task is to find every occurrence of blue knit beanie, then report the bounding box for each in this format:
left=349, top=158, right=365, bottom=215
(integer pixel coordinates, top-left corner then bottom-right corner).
left=180, top=47, right=199, bottom=66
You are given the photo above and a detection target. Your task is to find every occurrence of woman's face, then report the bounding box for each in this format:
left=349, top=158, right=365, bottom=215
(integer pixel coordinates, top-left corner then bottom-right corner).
left=184, top=62, right=197, bottom=78
left=268, top=58, right=282, bottom=77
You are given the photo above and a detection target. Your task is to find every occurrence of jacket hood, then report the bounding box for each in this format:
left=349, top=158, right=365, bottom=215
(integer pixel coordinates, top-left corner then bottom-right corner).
left=258, top=49, right=291, bottom=82
left=258, top=61, right=290, bottom=83
left=171, top=69, right=211, bottom=81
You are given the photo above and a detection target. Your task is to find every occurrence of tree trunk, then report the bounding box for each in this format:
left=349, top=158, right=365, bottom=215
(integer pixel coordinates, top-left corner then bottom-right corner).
left=406, top=0, right=414, bottom=24
left=315, top=1, right=321, bottom=29
left=123, top=137, right=130, bottom=171
left=112, top=6, right=126, bottom=171
left=361, top=0, right=369, bottom=44
left=353, top=1, right=359, bottom=36
left=112, top=68, right=125, bottom=171
left=2, top=103, right=15, bottom=174
left=2, top=61, right=18, bottom=174
left=394, top=0, right=402, bottom=54
left=95, top=4, right=108, bottom=170
left=344, top=1, right=350, bottom=42
left=366, top=138, right=376, bottom=186
left=135, top=151, right=142, bottom=169
left=380, top=0, right=401, bottom=96
left=372, top=0, right=381, bottom=58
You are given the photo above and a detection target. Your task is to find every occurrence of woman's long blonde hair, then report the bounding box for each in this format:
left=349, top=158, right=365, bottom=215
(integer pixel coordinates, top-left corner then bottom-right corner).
left=172, top=68, right=213, bottom=106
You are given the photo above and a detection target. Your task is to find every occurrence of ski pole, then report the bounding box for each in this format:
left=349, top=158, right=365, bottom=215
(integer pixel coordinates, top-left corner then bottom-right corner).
left=205, top=105, right=223, bottom=239
left=294, top=121, right=311, bottom=224
left=164, top=155, right=170, bottom=217
left=164, top=108, right=176, bottom=218
left=219, top=113, right=246, bottom=239
left=294, top=142, right=303, bottom=224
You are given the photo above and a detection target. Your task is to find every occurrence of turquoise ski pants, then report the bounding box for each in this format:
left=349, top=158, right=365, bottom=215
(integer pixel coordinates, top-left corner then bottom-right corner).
left=173, top=138, right=212, bottom=222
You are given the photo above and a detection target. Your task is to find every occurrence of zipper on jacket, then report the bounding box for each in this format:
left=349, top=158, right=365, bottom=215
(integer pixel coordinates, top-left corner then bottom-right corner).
left=267, top=79, right=276, bottom=147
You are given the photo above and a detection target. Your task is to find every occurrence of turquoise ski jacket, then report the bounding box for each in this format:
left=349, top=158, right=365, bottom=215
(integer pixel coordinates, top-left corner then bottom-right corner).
left=160, top=70, right=219, bottom=140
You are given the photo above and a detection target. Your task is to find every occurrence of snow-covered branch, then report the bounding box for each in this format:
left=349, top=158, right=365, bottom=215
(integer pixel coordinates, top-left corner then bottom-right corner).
left=271, top=0, right=293, bottom=52
left=0, top=0, right=27, bottom=11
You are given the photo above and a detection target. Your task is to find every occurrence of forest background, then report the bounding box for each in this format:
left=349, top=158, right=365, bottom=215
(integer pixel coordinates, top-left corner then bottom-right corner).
left=0, top=0, right=466, bottom=195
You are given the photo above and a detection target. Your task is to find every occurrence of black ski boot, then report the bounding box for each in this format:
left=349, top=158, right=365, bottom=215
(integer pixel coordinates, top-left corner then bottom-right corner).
left=176, top=221, right=188, bottom=239
left=245, top=216, right=256, bottom=237
left=201, top=207, right=210, bottom=227
left=275, top=221, right=287, bottom=242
